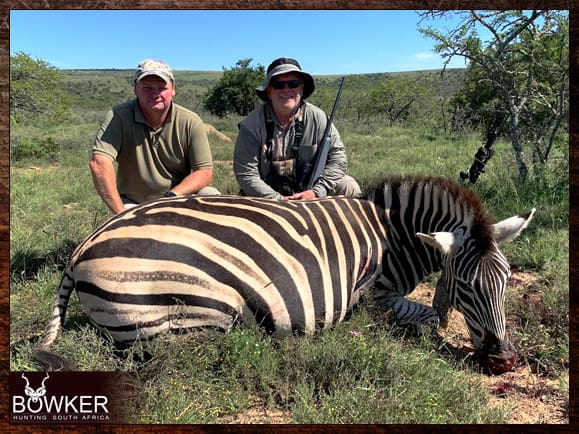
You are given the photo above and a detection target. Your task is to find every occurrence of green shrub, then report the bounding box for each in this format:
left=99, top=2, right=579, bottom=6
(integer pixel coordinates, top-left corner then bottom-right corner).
left=11, top=136, right=60, bottom=162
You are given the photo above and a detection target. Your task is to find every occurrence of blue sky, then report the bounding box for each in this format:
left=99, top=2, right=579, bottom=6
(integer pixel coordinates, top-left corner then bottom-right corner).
left=10, top=10, right=469, bottom=75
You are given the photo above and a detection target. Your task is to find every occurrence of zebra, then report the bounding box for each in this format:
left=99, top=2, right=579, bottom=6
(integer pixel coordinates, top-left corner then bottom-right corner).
left=32, top=176, right=535, bottom=375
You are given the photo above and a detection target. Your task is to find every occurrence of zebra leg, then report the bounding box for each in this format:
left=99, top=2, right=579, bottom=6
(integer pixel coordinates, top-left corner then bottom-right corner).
left=386, top=291, right=441, bottom=328
left=433, top=275, right=451, bottom=328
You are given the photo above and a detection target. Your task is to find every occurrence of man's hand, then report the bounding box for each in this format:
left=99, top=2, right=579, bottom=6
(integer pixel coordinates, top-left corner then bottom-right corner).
left=283, top=190, right=317, bottom=201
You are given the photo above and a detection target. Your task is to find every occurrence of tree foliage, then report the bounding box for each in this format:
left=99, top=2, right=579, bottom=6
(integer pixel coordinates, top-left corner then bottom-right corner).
left=309, top=74, right=434, bottom=131
left=365, top=76, right=432, bottom=127
left=10, top=51, right=71, bottom=125
left=204, top=59, right=265, bottom=117
left=419, top=10, right=569, bottom=179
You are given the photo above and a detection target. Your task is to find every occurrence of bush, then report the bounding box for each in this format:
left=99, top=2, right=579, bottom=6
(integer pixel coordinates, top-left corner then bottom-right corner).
left=204, top=59, right=264, bottom=117
left=10, top=52, right=71, bottom=125
left=11, top=136, right=60, bottom=162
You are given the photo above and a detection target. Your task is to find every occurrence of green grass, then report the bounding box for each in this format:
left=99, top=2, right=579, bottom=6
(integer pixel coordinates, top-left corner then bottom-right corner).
left=11, top=304, right=512, bottom=424
left=343, top=125, right=482, bottom=185
left=9, top=88, right=568, bottom=423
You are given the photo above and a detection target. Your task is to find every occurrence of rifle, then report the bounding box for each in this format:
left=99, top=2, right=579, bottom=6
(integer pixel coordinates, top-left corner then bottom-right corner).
left=304, top=76, right=346, bottom=190
left=459, top=115, right=507, bottom=184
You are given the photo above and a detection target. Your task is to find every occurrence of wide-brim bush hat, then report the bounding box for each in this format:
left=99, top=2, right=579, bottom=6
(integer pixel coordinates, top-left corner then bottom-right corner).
left=256, top=57, right=315, bottom=101
left=134, top=59, right=174, bottom=84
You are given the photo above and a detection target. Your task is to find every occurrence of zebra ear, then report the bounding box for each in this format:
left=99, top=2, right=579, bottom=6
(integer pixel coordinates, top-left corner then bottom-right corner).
left=491, top=208, right=536, bottom=243
left=416, top=232, right=460, bottom=255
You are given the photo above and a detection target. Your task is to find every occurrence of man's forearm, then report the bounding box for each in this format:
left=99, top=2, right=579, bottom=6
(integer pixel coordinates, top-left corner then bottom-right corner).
left=89, top=155, right=124, bottom=213
left=173, top=168, right=213, bottom=195
left=91, top=175, right=124, bottom=213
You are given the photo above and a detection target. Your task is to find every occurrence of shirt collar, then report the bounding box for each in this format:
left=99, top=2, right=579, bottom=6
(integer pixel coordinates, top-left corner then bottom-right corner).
left=134, top=99, right=174, bottom=127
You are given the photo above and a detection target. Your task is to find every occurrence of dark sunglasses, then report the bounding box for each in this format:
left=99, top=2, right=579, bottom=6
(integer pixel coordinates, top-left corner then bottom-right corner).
left=271, top=79, right=302, bottom=90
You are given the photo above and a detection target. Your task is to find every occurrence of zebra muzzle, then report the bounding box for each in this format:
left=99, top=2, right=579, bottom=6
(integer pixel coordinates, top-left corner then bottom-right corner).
left=474, top=339, right=517, bottom=375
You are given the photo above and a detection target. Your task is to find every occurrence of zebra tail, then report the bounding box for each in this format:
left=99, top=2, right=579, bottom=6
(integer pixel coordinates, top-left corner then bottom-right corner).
left=31, top=263, right=76, bottom=371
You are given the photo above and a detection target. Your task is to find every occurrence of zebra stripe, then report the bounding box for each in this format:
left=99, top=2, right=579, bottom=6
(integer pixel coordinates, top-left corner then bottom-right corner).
left=370, top=178, right=480, bottom=301
left=446, top=238, right=511, bottom=345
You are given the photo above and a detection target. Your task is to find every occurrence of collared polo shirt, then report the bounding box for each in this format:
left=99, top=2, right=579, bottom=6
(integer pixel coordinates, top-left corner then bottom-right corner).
left=93, top=100, right=213, bottom=203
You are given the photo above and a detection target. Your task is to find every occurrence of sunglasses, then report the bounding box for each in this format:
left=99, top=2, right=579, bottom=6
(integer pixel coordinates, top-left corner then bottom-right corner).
left=271, top=79, right=302, bottom=90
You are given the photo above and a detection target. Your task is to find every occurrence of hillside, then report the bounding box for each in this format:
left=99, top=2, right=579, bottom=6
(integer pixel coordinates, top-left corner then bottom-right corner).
left=60, top=68, right=466, bottom=115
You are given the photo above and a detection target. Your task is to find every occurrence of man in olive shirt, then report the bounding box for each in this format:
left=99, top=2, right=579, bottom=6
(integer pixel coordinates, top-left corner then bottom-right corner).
left=90, top=59, right=220, bottom=214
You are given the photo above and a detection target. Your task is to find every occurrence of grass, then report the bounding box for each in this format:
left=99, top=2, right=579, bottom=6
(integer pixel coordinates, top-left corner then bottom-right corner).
left=344, top=125, right=481, bottom=185
left=13, top=305, right=511, bottom=424
left=9, top=99, right=568, bottom=423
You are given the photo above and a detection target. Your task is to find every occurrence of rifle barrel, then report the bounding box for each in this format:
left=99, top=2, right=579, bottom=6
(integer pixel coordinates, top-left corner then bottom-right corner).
left=306, top=77, right=346, bottom=190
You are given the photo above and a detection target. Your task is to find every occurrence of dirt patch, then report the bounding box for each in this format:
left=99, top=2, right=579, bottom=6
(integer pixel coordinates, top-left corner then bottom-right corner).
left=485, top=367, right=568, bottom=423
left=225, top=401, right=291, bottom=424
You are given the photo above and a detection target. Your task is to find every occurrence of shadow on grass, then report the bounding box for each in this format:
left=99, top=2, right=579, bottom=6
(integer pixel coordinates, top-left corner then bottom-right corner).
left=10, top=239, right=78, bottom=281
left=387, top=321, right=484, bottom=374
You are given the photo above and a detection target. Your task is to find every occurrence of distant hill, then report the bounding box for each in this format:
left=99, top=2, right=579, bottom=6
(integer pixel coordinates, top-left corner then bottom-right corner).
left=60, top=68, right=466, bottom=114
left=61, top=67, right=465, bottom=87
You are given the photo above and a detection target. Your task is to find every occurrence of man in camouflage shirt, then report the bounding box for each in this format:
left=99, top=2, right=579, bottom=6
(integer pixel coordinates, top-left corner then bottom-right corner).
left=234, top=57, right=360, bottom=200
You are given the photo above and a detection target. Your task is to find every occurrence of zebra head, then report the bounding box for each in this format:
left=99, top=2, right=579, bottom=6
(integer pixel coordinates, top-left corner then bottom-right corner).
left=417, top=208, right=536, bottom=375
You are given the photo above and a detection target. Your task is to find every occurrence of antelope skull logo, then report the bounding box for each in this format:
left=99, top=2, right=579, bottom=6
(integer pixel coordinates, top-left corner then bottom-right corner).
left=21, top=372, right=50, bottom=402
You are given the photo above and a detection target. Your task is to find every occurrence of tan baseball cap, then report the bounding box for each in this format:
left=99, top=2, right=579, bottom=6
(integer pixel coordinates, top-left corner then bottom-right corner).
left=134, top=59, right=174, bottom=83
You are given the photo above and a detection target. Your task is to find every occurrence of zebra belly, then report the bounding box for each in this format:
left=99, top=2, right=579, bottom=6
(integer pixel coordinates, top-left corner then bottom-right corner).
left=69, top=197, right=384, bottom=341
left=78, top=291, right=237, bottom=342
left=72, top=254, right=337, bottom=340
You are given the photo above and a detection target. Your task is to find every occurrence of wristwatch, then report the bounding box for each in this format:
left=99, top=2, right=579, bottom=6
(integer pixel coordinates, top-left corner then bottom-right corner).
left=163, top=191, right=177, bottom=198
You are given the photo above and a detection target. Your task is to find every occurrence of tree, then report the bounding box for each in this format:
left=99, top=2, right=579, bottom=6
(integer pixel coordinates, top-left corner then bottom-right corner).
left=419, top=10, right=569, bottom=179
left=10, top=51, right=71, bottom=125
left=364, top=76, right=431, bottom=127
left=204, top=59, right=265, bottom=117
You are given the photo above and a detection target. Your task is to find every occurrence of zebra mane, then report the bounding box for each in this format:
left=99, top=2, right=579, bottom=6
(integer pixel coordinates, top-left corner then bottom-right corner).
left=364, top=175, right=495, bottom=251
